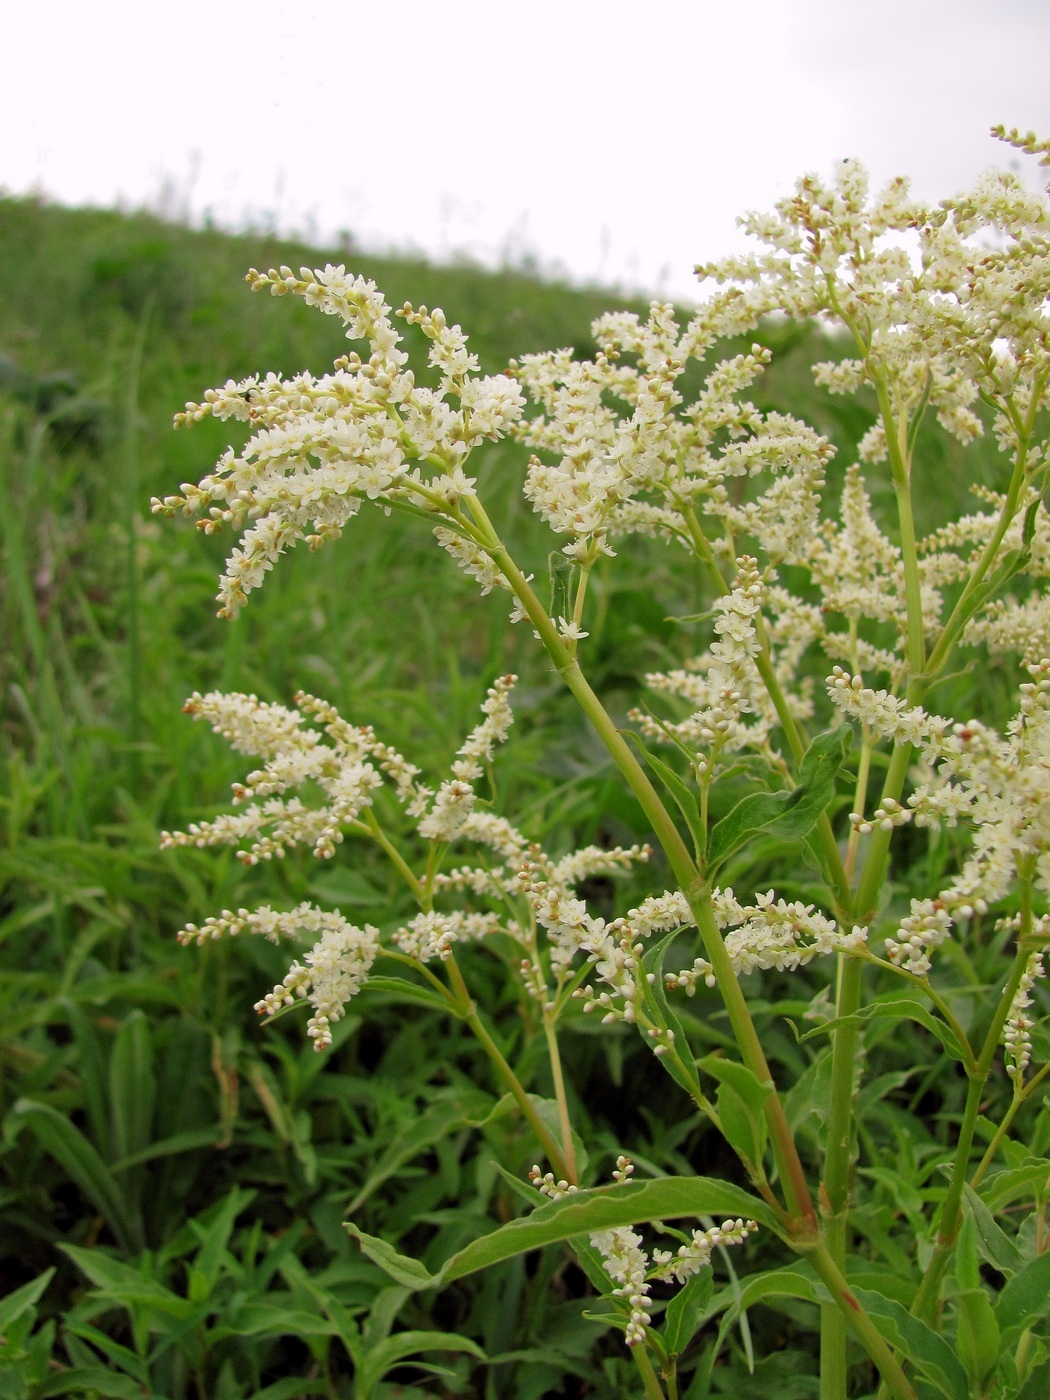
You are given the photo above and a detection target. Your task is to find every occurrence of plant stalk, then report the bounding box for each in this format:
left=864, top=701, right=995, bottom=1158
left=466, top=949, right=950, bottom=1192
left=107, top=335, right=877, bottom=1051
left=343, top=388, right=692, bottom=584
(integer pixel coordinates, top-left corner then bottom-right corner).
left=445, top=953, right=574, bottom=1183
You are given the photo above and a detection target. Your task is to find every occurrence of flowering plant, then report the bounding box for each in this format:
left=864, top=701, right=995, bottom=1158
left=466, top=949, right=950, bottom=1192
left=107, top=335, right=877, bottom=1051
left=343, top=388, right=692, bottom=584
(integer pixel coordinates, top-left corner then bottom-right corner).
left=155, top=126, right=1050, bottom=1399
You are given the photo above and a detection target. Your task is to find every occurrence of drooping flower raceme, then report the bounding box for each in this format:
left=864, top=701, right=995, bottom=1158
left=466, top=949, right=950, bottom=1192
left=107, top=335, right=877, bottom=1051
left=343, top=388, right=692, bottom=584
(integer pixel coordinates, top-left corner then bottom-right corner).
left=162, top=679, right=522, bottom=1046
left=152, top=266, right=525, bottom=619
left=1003, top=939, right=1047, bottom=1088
left=511, top=310, right=832, bottom=571
left=162, top=675, right=653, bottom=1045
left=830, top=659, right=1050, bottom=915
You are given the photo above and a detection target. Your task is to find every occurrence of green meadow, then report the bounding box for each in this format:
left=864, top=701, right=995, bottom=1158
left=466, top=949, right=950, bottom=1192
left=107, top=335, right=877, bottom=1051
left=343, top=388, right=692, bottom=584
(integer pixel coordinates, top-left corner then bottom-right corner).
left=0, top=194, right=1021, bottom=1398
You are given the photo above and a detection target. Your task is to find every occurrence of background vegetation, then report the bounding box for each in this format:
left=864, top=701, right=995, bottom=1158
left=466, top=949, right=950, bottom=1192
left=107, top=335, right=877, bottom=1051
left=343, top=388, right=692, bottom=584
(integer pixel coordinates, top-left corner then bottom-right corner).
left=0, top=195, right=1029, bottom=1398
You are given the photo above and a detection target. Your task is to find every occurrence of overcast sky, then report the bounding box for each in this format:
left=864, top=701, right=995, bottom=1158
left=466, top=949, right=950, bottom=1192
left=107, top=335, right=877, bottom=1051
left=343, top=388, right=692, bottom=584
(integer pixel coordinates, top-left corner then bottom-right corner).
left=7, top=0, right=1050, bottom=300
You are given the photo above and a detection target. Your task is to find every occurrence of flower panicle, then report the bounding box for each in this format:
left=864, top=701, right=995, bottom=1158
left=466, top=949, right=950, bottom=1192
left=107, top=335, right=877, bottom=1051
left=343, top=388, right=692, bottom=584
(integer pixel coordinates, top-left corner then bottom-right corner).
left=155, top=268, right=525, bottom=618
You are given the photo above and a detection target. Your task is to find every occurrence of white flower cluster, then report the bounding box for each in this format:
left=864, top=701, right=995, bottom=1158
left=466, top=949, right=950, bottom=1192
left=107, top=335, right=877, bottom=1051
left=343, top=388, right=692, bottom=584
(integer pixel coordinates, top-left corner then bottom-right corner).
left=695, top=140, right=1050, bottom=463
left=665, top=890, right=868, bottom=995
left=827, top=668, right=950, bottom=752
left=511, top=307, right=831, bottom=568
left=160, top=690, right=390, bottom=863
left=164, top=678, right=530, bottom=1046
left=688, top=558, right=763, bottom=754
left=178, top=902, right=378, bottom=1050
left=650, top=1217, right=758, bottom=1286
left=1004, top=945, right=1047, bottom=1088
left=884, top=899, right=954, bottom=977
left=833, top=659, right=1050, bottom=923
left=561, top=880, right=864, bottom=1022
left=163, top=678, right=518, bottom=863
left=808, top=468, right=911, bottom=659
left=633, top=557, right=812, bottom=774
left=528, top=1165, right=579, bottom=1201
left=450, top=672, right=516, bottom=781
left=392, top=909, right=500, bottom=963
left=591, top=1224, right=652, bottom=1346
left=152, top=264, right=525, bottom=617
left=517, top=843, right=651, bottom=982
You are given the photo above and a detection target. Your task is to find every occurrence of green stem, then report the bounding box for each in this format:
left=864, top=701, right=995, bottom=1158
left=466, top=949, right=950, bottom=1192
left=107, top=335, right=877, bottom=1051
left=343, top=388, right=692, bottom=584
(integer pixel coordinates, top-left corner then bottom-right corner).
left=362, top=808, right=425, bottom=903
left=822, top=356, right=925, bottom=1386
left=808, top=1243, right=917, bottom=1400
left=445, top=953, right=573, bottom=1183
left=542, top=1013, right=578, bottom=1183
left=468, top=495, right=817, bottom=1232
left=910, top=880, right=1036, bottom=1324
left=633, top=1344, right=667, bottom=1400
left=970, top=1062, right=1050, bottom=1191
left=681, top=504, right=852, bottom=919
left=876, top=381, right=925, bottom=679
left=924, top=393, right=1038, bottom=679
left=843, top=732, right=873, bottom=882
left=819, top=953, right=863, bottom=1400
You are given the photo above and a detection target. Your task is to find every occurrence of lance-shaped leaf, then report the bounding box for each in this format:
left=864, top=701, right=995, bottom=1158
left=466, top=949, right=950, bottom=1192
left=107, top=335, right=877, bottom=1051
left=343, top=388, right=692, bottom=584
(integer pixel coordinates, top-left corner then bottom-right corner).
left=625, top=732, right=706, bottom=860
left=851, top=1287, right=968, bottom=1400
left=706, top=725, right=851, bottom=874
left=10, top=1099, right=143, bottom=1252
left=801, top=998, right=971, bottom=1067
left=641, top=929, right=706, bottom=1102
left=347, top=1176, right=778, bottom=1290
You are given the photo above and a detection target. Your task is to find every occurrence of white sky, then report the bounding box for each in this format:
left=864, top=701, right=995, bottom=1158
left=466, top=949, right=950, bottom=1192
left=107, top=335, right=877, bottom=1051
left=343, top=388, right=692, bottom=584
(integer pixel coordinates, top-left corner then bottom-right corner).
left=6, top=0, right=1050, bottom=301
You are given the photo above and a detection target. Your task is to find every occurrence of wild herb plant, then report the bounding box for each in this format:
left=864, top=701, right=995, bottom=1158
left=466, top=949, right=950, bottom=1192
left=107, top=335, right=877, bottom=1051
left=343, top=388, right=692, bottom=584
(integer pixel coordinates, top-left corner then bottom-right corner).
left=153, top=126, right=1050, bottom=1399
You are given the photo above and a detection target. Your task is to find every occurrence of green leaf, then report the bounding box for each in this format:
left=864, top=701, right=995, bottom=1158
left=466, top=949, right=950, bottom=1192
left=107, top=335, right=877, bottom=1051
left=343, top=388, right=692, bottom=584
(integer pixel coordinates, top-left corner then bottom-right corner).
left=995, top=1250, right=1050, bottom=1337
left=210, top=1303, right=339, bottom=1339
left=357, top=1329, right=487, bottom=1394
left=108, top=1009, right=155, bottom=1167
left=343, top=1230, right=439, bottom=1289
left=38, top=1369, right=146, bottom=1399
left=1018, top=1358, right=1050, bottom=1400
left=955, top=1288, right=1000, bottom=1387
left=58, top=1244, right=191, bottom=1317
left=851, top=1287, right=968, bottom=1400
left=525, top=1094, right=589, bottom=1181
left=699, top=1057, right=772, bottom=1171
left=980, top=1157, right=1050, bottom=1210
left=707, top=724, right=851, bottom=873
left=951, top=540, right=1033, bottom=641
left=641, top=930, right=704, bottom=1101
left=663, top=1268, right=714, bottom=1359
left=347, top=1176, right=776, bottom=1291
left=61, top=1321, right=149, bottom=1386
left=547, top=550, right=578, bottom=627
left=962, top=1184, right=1022, bottom=1276
left=710, top=1267, right=818, bottom=1358
left=191, top=1185, right=255, bottom=1290
left=800, top=998, right=970, bottom=1066
left=699, top=1057, right=774, bottom=1115
left=348, top=1089, right=494, bottom=1213
left=10, top=1100, right=142, bottom=1252
left=61, top=1000, right=109, bottom=1153
left=955, top=1212, right=981, bottom=1291
left=567, top=1232, right=620, bottom=1296
left=625, top=733, right=706, bottom=859
left=361, top=975, right=454, bottom=1014
left=108, top=1126, right=221, bottom=1172
left=0, top=1269, right=54, bottom=1335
